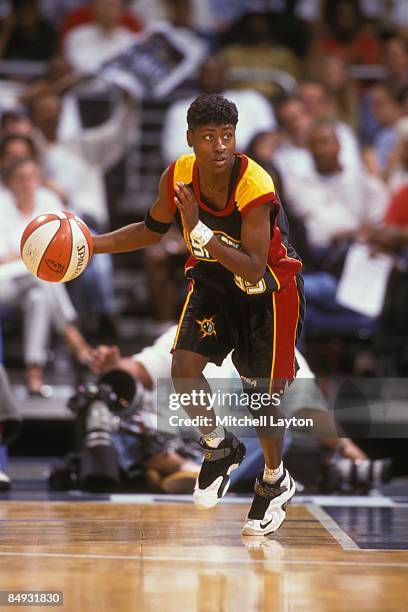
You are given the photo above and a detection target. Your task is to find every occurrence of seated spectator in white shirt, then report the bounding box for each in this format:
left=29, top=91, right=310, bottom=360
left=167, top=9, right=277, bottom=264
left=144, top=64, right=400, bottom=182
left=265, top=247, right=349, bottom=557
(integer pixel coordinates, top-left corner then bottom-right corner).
left=285, top=121, right=388, bottom=253
left=297, top=78, right=362, bottom=170
left=63, top=0, right=139, bottom=73
left=275, top=94, right=362, bottom=192
left=161, top=54, right=276, bottom=164
left=0, top=157, right=91, bottom=396
left=0, top=132, right=118, bottom=339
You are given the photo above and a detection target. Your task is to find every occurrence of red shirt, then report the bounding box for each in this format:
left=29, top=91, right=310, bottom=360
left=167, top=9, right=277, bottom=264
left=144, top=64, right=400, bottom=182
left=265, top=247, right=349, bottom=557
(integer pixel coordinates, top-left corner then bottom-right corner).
left=59, top=5, right=143, bottom=46
left=319, top=33, right=380, bottom=65
left=384, top=185, right=408, bottom=227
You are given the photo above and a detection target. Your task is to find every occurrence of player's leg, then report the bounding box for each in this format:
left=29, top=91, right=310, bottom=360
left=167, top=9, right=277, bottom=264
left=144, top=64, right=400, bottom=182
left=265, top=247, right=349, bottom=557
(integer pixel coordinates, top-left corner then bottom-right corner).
left=172, top=348, right=246, bottom=508
left=171, top=284, right=246, bottom=508
left=235, top=276, right=303, bottom=535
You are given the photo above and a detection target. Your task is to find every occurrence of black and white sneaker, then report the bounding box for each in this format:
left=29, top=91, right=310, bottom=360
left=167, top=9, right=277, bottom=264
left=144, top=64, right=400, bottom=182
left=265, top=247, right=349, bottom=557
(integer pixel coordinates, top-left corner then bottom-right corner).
left=193, top=431, right=246, bottom=510
left=242, top=469, right=295, bottom=536
left=0, top=469, right=11, bottom=492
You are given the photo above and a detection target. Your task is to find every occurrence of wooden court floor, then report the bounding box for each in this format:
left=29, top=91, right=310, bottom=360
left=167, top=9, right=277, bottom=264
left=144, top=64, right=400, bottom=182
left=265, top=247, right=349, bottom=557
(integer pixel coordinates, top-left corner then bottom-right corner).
left=0, top=501, right=407, bottom=612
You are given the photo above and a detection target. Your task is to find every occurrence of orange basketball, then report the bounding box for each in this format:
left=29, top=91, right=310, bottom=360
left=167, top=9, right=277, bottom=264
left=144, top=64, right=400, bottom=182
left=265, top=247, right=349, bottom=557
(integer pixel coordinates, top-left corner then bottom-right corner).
left=20, top=211, right=93, bottom=283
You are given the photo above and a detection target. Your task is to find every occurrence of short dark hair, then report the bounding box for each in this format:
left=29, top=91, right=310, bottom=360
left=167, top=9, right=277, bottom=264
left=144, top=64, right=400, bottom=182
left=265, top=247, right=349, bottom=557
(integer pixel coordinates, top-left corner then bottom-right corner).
left=1, top=156, right=38, bottom=185
left=0, top=108, right=30, bottom=129
left=0, top=134, right=38, bottom=161
left=187, top=94, right=238, bottom=131
left=275, top=94, right=305, bottom=124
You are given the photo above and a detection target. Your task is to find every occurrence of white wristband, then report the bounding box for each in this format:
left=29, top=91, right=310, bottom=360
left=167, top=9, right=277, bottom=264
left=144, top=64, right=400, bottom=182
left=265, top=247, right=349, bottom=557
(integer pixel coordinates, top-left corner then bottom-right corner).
left=190, top=220, right=214, bottom=247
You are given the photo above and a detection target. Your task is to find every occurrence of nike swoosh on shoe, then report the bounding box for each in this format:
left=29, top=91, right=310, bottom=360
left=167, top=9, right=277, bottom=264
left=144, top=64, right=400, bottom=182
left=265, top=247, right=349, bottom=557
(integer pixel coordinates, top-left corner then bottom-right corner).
left=260, top=519, right=273, bottom=530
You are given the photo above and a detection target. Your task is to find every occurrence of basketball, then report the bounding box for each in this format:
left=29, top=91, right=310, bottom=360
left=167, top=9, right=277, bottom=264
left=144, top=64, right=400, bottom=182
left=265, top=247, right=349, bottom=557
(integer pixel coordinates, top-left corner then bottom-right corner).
left=20, top=211, right=93, bottom=283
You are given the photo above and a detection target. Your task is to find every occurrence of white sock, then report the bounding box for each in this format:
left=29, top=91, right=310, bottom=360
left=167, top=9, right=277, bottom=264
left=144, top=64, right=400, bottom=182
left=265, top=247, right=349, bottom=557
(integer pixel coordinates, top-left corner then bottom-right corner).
left=263, top=462, right=284, bottom=484
left=203, top=425, right=225, bottom=449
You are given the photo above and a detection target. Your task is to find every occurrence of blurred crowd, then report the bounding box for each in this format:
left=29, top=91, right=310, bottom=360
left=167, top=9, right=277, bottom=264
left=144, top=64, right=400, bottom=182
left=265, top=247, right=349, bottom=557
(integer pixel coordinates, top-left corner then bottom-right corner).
left=0, top=0, right=408, bottom=494
left=0, top=0, right=408, bottom=380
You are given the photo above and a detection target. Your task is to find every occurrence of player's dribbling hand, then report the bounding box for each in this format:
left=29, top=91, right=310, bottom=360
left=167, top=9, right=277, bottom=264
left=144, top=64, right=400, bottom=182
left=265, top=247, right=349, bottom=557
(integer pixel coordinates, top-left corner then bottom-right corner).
left=89, top=345, right=121, bottom=374
left=174, top=182, right=199, bottom=232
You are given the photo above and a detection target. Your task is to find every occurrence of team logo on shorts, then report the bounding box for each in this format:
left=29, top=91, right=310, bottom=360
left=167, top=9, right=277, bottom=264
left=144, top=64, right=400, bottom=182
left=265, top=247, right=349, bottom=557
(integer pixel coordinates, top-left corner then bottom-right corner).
left=195, top=316, right=217, bottom=339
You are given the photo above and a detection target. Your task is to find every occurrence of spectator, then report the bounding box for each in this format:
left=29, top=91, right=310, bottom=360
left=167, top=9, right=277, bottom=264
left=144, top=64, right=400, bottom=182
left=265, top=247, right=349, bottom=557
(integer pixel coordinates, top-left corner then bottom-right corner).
left=62, top=0, right=140, bottom=73
left=0, top=132, right=118, bottom=339
left=0, top=109, right=33, bottom=137
left=0, top=0, right=57, bottom=61
left=285, top=121, right=389, bottom=354
left=0, top=133, right=37, bottom=165
left=285, top=121, right=388, bottom=253
left=213, top=1, right=317, bottom=55
left=314, top=55, right=360, bottom=130
left=59, top=0, right=143, bottom=45
left=297, top=78, right=362, bottom=170
left=274, top=90, right=362, bottom=187
left=364, top=82, right=402, bottom=177
left=162, top=54, right=276, bottom=164
left=130, top=0, right=214, bottom=36
left=311, top=0, right=381, bottom=66
left=244, top=130, right=281, bottom=183
left=274, top=95, right=314, bottom=186
left=220, top=11, right=300, bottom=100
left=129, top=0, right=209, bottom=67
left=18, top=54, right=84, bottom=141
left=0, top=157, right=92, bottom=396
left=27, top=89, right=137, bottom=333
left=382, top=35, right=408, bottom=90
left=29, top=89, right=137, bottom=229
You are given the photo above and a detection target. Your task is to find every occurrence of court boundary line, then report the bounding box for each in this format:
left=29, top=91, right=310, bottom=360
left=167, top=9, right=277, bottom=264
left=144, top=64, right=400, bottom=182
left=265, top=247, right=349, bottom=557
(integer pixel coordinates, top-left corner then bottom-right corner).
left=0, top=550, right=407, bottom=567
left=306, top=503, right=360, bottom=550
left=108, top=493, right=408, bottom=508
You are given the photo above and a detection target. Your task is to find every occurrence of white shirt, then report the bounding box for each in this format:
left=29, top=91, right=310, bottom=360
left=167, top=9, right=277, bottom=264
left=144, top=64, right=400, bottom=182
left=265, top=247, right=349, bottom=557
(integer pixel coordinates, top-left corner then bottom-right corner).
left=275, top=121, right=362, bottom=188
left=286, top=168, right=389, bottom=248
left=36, top=101, right=137, bottom=227
left=64, top=24, right=137, bottom=73
left=161, top=89, right=276, bottom=164
left=0, top=187, right=62, bottom=259
left=133, top=325, right=325, bottom=418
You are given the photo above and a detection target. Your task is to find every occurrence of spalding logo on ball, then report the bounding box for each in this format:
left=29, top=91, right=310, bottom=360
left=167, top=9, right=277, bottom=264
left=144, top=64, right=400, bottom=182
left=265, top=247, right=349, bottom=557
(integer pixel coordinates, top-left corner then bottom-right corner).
left=20, top=211, right=93, bottom=282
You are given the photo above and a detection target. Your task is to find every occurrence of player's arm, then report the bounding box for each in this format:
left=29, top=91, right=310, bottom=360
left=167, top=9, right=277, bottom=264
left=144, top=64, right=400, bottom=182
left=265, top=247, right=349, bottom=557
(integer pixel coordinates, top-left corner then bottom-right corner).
left=175, top=182, right=270, bottom=284
left=93, top=169, right=174, bottom=254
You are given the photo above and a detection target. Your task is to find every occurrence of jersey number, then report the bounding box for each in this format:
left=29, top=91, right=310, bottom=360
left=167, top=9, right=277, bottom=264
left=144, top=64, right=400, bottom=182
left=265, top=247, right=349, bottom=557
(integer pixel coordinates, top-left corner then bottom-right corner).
left=190, top=237, right=211, bottom=259
left=234, top=275, right=266, bottom=295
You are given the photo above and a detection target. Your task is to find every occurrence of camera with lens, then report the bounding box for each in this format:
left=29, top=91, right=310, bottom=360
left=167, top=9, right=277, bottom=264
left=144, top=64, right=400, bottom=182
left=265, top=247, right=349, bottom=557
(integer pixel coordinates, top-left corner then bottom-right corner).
left=64, top=369, right=146, bottom=491
left=284, top=437, right=393, bottom=495
left=319, top=454, right=392, bottom=494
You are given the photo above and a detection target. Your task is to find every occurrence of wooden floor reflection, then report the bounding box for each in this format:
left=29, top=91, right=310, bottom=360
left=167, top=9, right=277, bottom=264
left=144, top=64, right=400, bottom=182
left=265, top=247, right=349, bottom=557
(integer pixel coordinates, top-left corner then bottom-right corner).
left=0, top=501, right=407, bottom=611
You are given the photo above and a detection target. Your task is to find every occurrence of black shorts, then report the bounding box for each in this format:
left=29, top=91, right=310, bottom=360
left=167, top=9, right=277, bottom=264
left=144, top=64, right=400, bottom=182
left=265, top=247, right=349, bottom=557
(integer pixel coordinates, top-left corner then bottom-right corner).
left=172, top=275, right=304, bottom=391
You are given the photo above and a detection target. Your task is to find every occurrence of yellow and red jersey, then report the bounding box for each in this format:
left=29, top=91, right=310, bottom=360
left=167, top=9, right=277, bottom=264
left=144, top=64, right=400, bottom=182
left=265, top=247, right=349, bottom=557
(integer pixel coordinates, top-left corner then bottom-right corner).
left=167, top=153, right=302, bottom=296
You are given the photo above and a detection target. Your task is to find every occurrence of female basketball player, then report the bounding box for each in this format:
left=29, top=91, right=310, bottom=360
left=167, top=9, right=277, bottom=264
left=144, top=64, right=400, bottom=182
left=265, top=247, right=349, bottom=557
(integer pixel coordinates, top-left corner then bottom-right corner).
left=92, top=94, right=304, bottom=535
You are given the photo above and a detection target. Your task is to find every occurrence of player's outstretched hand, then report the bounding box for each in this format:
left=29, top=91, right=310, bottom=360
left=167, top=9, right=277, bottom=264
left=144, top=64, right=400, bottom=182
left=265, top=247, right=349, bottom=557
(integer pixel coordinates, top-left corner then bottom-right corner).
left=174, top=182, right=199, bottom=232
left=89, top=344, right=122, bottom=374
